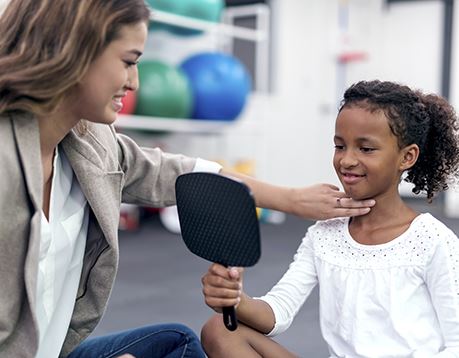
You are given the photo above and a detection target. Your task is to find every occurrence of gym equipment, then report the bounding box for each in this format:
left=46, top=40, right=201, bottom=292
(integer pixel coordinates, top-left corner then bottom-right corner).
left=225, top=0, right=268, bottom=6
left=180, top=52, right=251, bottom=120
left=119, top=90, right=137, bottom=115
left=136, top=60, right=193, bottom=118
left=176, top=172, right=261, bottom=331
left=147, top=0, right=224, bottom=36
left=159, top=206, right=181, bottom=234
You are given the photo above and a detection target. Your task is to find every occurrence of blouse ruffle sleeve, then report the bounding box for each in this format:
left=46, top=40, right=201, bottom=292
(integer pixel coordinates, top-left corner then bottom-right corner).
left=425, top=225, right=459, bottom=357
left=257, top=226, right=319, bottom=336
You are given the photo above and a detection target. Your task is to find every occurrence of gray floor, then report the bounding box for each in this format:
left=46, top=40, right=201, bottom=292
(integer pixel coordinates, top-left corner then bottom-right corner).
left=92, top=198, right=459, bottom=357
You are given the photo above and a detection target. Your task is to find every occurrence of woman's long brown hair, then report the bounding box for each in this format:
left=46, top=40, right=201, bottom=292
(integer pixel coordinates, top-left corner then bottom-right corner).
left=0, top=0, right=150, bottom=117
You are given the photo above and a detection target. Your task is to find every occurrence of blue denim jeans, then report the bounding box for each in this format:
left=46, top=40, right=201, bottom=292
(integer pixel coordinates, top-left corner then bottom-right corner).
left=68, top=323, right=206, bottom=358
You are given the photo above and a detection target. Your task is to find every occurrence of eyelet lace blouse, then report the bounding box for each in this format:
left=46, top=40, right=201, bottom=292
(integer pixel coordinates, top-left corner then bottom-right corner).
left=258, top=213, right=459, bottom=357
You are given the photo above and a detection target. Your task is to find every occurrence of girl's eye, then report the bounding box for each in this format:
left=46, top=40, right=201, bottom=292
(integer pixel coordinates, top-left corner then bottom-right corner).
left=361, top=147, right=375, bottom=153
left=334, top=145, right=345, bottom=150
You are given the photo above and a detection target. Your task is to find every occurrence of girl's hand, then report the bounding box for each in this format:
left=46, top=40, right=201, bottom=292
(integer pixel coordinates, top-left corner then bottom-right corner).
left=288, top=183, right=375, bottom=220
left=201, top=263, right=243, bottom=313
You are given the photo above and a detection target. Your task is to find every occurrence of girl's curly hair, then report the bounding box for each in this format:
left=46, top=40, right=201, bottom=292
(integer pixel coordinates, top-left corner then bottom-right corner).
left=340, top=80, right=459, bottom=202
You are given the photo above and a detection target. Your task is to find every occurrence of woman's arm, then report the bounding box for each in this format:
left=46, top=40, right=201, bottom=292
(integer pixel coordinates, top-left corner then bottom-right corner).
left=220, top=169, right=375, bottom=220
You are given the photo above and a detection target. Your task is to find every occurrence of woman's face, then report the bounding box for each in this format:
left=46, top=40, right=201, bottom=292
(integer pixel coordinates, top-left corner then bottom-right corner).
left=333, top=106, right=407, bottom=201
left=70, top=22, right=147, bottom=124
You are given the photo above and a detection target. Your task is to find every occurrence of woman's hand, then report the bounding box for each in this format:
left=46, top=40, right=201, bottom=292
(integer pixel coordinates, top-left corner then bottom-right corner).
left=287, top=183, right=375, bottom=220
left=220, top=170, right=374, bottom=220
left=201, top=264, right=243, bottom=313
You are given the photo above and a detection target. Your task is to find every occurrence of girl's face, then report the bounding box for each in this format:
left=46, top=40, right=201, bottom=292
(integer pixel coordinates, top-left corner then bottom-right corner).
left=333, top=106, right=409, bottom=201
left=69, top=22, right=147, bottom=124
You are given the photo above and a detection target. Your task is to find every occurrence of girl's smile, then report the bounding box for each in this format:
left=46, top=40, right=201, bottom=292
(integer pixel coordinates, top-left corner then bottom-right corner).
left=340, top=171, right=366, bottom=185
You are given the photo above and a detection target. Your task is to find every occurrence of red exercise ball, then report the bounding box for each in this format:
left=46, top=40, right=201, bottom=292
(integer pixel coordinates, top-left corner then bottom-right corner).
left=119, top=90, right=137, bottom=115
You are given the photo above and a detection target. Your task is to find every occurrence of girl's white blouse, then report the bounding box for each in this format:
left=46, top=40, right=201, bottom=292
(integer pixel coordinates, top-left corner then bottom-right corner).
left=258, top=214, right=459, bottom=357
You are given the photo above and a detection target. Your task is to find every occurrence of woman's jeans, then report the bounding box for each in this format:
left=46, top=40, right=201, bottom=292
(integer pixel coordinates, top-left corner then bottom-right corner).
left=68, top=323, right=206, bottom=358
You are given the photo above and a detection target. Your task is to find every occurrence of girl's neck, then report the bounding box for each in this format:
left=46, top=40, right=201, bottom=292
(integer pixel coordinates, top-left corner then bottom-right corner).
left=349, top=192, right=419, bottom=245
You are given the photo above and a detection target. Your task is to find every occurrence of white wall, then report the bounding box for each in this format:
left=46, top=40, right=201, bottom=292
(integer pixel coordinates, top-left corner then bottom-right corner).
left=445, top=0, right=459, bottom=217
left=258, top=0, right=340, bottom=186
left=250, top=0, right=445, bottom=190
left=370, top=1, right=443, bottom=93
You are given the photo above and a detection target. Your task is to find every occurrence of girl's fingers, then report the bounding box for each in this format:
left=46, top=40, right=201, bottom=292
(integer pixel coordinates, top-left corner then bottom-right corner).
left=203, top=285, right=241, bottom=299
left=202, top=264, right=243, bottom=311
left=204, top=294, right=241, bottom=310
left=209, top=263, right=229, bottom=276
left=203, top=264, right=242, bottom=288
left=202, top=274, right=241, bottom=291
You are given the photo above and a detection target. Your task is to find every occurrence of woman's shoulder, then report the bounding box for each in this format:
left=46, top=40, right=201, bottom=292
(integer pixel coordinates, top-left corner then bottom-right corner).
left=68, top=122, right=119, bottom=155
left=0, top=113, right=12, bottom=137
left=0, top=111, right=36, bottom=161
left=84, top=122, right=117, bottom=144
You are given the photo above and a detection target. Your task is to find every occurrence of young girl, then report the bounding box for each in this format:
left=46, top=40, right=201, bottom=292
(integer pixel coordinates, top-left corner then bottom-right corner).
left=201, top=80, right=459, bottom=357
left=0, top=1, right=375, bottom=357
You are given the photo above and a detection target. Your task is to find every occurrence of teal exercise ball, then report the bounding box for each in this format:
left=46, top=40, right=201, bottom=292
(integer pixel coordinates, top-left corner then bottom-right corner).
left=147, top=0, right=224, bottom=36
left=180, top=52, right=251, bottom=121
left=135, top=60, right=193, bottom=118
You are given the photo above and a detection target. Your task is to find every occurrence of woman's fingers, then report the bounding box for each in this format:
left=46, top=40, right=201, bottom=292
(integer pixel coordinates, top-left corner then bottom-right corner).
left=329, top=196, right=374, bottom=218
left=290, top=183, right=375, bottom=220
left=334, top=195, right=375, bottom=208
left=333, top=196, right=375, bottom=216
left=333, top=206, right=372, bottom=217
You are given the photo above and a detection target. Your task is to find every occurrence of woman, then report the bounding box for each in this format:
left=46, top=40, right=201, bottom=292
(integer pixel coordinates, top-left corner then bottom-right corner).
left=0, top=0, right=374, bottom=357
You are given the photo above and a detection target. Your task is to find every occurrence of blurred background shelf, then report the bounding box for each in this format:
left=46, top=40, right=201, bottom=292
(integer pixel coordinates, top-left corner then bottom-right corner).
left=151, top=8, right=268, bottom=42
left=115, top=114, right=246, bottom=134
left=115, top=91, right=269, bottom=135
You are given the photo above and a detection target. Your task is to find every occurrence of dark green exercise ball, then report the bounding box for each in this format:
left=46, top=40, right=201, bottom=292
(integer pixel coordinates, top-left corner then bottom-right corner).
left=135, top=60, right=193, bottom=118
left=147, top=0, right=224, bottom=36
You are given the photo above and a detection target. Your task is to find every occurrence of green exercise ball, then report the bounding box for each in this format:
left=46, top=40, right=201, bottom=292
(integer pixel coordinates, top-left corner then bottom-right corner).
left=147, top=0, right=224, bottom=36
left=135, top=60, right=193, bottom=118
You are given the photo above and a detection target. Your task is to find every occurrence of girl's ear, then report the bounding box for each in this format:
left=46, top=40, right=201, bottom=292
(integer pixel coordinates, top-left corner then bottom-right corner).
left=399, top=144, right=419, bottom=171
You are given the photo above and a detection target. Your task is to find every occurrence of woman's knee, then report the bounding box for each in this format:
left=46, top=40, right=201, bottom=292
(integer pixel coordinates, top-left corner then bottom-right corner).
left=166, top=322, right=199, bottom=338
left=158, top=323, right=202, bottom=349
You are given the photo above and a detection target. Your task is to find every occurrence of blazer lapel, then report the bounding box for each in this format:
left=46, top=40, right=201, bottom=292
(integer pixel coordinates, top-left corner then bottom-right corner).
left=10, top=113, right=43, bottom=321
left=61, top=130, right=122, bottom=248
left=11, top=112, right=43, bottom=211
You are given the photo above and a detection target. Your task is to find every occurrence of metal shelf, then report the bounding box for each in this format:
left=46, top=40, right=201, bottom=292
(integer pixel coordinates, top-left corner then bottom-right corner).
left=115, top=114, right=243, bottom=134
left=119, top=6, right=271, bottom=134
left=150, top=8, right=268, bottom=42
